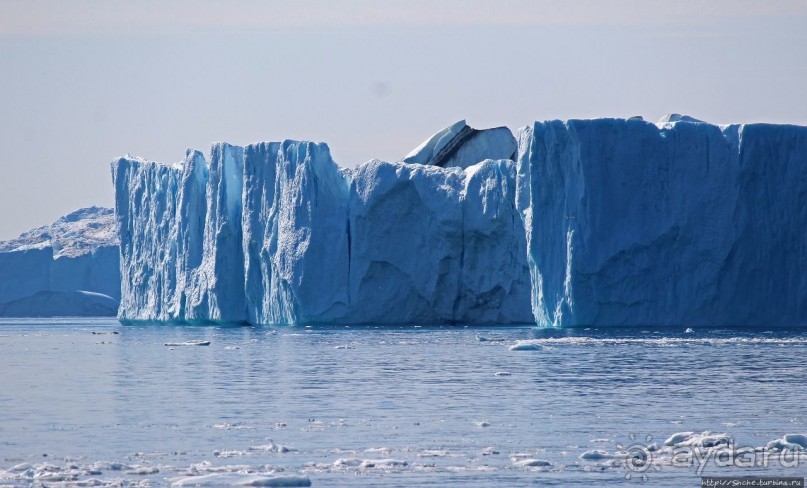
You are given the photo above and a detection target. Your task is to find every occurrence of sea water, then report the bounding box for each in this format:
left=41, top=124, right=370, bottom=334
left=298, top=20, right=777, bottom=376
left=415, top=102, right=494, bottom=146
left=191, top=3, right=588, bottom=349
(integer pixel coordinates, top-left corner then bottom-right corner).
left=1, top=318, right=807, bottom=486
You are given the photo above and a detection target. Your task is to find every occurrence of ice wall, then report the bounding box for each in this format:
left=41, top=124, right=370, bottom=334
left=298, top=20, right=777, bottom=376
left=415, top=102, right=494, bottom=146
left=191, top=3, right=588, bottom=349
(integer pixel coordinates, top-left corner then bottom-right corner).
left=0, top=207, right=120, bottom=316
left=187, top=143, right=246, bottom=322
left=346, top=159, right=531, bottom=323
left=517, top=117, right=807, bottom=327
left=242, top=141, right=351, bottom=325
left=112, top=150, right=210, bottom=322
left=114, top=142, right=532, bottom=325
left=114, top=116, right=807, bottom=327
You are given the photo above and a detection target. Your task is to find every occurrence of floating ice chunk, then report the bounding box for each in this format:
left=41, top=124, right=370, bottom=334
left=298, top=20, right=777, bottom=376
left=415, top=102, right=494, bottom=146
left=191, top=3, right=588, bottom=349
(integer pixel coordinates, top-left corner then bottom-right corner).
left=664, top=431, right=731, bottom=448
left=170, top=473, right=311, bottom=487
left=579, top=450, right=616, bottom=460
left=509, top=340, right=541, bottom=351
left=90, top=461, right=130, bottom=471
left=124, top=465, right=159, bottom=475
left=766, top=434, right=807, bottom=451
left=333, top=458, right=407, bottom=469
left=782, top=434, right=807, bottom=449
left=513, top=458, right=551, bottom=467
left=332, top=458, right=364, bottom=467
left=249, top=439, right=295, bottom=453
left=664, top=431, right=695, bottom=446
left=164, top=340, right=210, bottom=347
left=360, top=459, right=407, bottom=468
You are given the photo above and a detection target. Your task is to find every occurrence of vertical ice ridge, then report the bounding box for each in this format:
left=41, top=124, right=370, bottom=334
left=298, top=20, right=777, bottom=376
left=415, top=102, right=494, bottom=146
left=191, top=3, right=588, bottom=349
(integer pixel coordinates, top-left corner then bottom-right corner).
left=112, top=156, right=187, bottom=322
left=519, top=118, right=807, bottom=327
left=187, top=143, right=247, bottom=323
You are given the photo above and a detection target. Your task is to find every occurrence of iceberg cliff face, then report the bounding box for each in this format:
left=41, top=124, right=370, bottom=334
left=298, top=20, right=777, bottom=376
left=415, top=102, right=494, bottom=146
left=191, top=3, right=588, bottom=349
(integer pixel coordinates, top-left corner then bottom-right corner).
left=517, top=117, right=807, bottom=327
left=114, top=141, right=532, bottom=325
left=242, top=141, right=351, bottom=325
left=113, top=116, right=807, bottom=327
left=347, top=159, right=530, bottom=323
left=113, top=156, right=185, bottom=322
left=188, top=143, right=246, bottom=322
left=0, top=207, right=120, bottom=316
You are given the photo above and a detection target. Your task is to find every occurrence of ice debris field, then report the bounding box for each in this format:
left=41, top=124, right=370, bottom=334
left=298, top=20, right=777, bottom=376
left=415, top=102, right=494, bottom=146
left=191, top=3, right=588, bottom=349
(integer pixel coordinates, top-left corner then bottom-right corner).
left=108, top=115, right=807, bottom=327
left=2, top=431, right=806, bottom=487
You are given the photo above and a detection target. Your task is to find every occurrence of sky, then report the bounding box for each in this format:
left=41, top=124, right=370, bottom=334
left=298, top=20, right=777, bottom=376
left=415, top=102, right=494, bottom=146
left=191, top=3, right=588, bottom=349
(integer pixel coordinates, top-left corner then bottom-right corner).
left=1, top=0, right=806, bottom=240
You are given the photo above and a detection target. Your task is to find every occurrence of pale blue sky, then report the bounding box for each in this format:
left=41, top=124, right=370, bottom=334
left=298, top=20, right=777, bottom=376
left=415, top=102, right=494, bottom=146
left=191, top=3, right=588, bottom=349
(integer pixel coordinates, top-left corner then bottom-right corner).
left=1, top=0, right=806, bottom=239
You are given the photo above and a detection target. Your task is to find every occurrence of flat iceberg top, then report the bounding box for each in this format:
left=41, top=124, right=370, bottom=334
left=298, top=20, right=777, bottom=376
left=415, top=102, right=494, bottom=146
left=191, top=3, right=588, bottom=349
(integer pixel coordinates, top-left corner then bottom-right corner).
left=0, top=206, right=118, bottom=258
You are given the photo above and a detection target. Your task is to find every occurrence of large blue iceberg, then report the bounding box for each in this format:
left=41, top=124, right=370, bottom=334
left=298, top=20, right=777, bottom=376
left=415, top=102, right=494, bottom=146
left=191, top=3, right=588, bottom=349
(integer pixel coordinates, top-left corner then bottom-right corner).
left=113, top=116, right=807, bottom=327
left=517, top=116, right=807, bottom=326
left=113, top=122, right=532, bottom=325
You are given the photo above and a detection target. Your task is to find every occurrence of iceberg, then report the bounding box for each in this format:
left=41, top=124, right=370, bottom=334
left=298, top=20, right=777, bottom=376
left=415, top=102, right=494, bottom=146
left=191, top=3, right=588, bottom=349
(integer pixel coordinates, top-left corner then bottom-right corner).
left=344, top=158, right=531, bottom=324
left=0, top=207, right=120, bottom=316
left=517, top=116, right=807, bottom=326
left=114, top=138, right=532, bottom=325
left=242, top=140, right=351, bottom=324
left=112, top=115, right=807, bottom=327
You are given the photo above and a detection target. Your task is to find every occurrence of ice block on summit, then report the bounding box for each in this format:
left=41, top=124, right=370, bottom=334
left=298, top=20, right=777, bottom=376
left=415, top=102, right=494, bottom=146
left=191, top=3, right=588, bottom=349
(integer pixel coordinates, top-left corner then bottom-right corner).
left=402, top=120, right=517, bottom=169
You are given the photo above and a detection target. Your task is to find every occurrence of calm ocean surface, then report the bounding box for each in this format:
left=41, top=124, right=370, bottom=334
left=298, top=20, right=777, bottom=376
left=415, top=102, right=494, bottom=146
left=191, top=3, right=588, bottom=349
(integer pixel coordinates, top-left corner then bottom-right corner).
left=1, top=318, right=806, bottom=486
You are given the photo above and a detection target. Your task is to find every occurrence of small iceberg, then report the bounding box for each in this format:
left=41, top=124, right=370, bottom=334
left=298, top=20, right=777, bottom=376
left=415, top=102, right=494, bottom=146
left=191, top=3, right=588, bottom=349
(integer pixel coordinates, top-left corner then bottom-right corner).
left=509, top=340, right=541, bottom=351
left=170, top=473, right=311, bottom=487
left=512, top=458, right=551, bottom=468
left=579, top=450, right=616, bottom=460
left=164, top=340, right=211, bottom=347
left=766, top=434, right=807, bottom=451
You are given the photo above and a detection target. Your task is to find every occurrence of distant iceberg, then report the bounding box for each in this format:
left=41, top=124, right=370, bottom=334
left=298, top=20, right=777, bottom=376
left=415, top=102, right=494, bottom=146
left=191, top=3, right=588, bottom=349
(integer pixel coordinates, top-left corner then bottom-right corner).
left=113, top=116, right=807, bottom=327
left=0, top=207, right=120, bottom=317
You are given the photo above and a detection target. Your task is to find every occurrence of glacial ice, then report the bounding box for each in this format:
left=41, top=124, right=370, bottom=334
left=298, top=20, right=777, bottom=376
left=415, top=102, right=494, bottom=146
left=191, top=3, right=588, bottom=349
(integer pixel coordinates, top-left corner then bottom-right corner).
left=517, top=116, right=807, bottom=327
left=0, top=207, right=120, bottom=316
left=402, top=120, right=517, bottom=169
left=113, top=115, right=807, bottom=327
left=115, top=140, right=532, bottom=325
left=766, top=434, right=807, bottom=451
